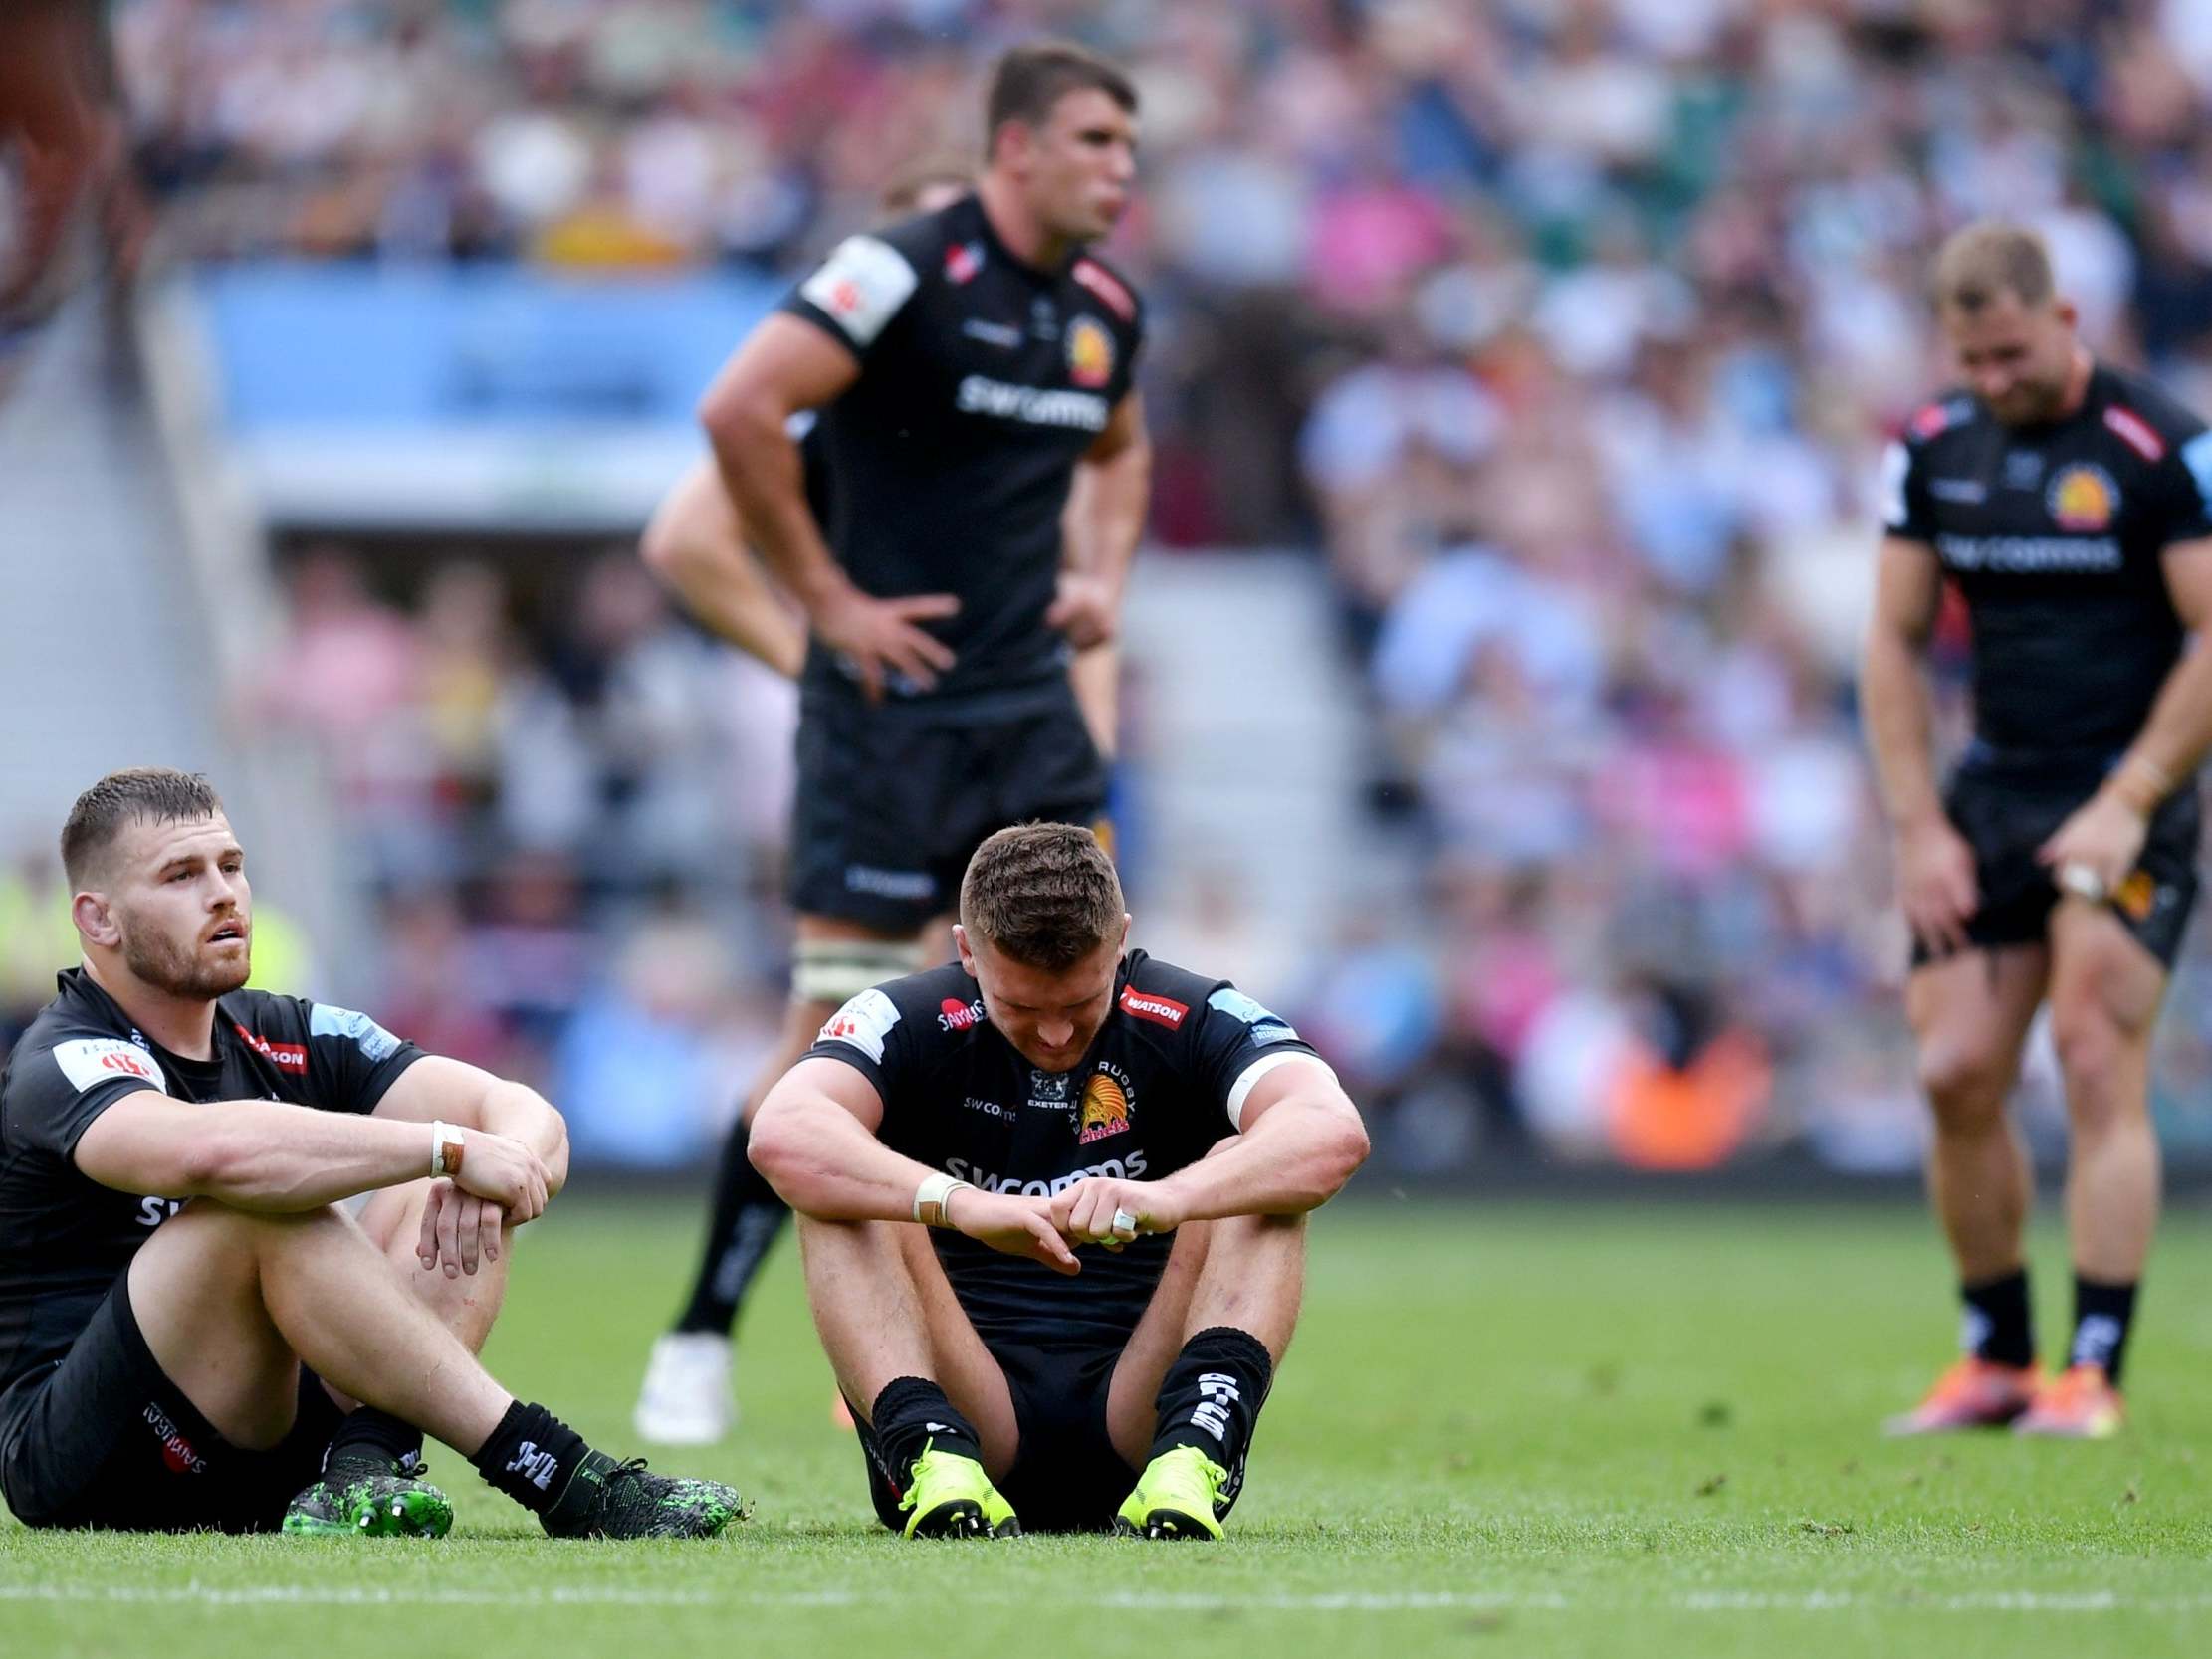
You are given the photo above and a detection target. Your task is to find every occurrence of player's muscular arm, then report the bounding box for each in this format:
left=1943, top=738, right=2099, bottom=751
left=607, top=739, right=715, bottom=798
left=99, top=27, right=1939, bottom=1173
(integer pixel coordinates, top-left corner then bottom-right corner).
left=1861, top=535, right=1978, bottom=954
left=639, top=457, right=806, bottom=679
left=1055, top=1059, right=1369, bottom=1242
left=752, top=1059, right=1078, bottom=1272
left=373, top=1055, right=566, bottom=1273
left=72, top=1090, right=546, bottom=1221
left=1861, top=536, right=1949, bottom=829
left=2125, top=540, right=2212, bottom=781
left=2040, top=540, right=2212, bottom=888
left=374, top=1054, right=569, bottom=1197
left=1050, top=392, right=1151, bottom=655
left=1153, top=1059, right=1368, bottom=1222
left=697, top=314, right=957, bottom=697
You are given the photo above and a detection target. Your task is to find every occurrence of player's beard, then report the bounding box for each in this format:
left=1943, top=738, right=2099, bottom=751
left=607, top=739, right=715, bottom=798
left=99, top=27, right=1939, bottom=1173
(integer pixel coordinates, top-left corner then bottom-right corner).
left=117, top=909, right=251, bottom=999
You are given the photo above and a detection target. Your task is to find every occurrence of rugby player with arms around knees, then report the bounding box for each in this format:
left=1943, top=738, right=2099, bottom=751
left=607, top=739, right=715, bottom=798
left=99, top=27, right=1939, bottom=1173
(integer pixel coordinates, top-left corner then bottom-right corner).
left=635, top=38, right=1151, bottom=1443
left=1865, top=224, right=2212, bottom=1438
left=0, top=769, right=743, bottom=1537
left=749, top=824, right=1370, bottom=1538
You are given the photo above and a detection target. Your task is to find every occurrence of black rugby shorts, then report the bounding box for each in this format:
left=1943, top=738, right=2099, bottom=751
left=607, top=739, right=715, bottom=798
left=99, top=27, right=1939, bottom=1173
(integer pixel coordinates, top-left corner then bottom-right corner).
left=1910, top=765, right=2201, bottom=970
left=789, top=679, right=1109, bottom=933
left=849, top=1335, right=1138, bottom=1534
left=0, top=1272, right=341, bottom=1531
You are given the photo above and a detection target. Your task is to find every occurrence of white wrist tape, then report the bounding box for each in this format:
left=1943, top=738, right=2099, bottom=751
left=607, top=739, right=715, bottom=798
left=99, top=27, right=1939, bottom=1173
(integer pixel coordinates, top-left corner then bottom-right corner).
left=913, top=1172, right=973, bottom=1228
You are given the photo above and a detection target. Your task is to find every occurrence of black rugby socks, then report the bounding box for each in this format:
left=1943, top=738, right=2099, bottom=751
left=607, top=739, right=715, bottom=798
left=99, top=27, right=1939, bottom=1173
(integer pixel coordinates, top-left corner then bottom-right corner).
left=325, top=1406, right=425, bottom=1474
left=674, top=1117, right=791, bottom=1335
left=870, top=1376, right=984, bottom=1483
left=470, top=1401, right=590, bottom=1514
left=1959, top=1268, right=2035, bottom=1368
left=2069, top=1276, right=2138, bottom=1384
left=1149, top=1326, right=1274, bottom=1484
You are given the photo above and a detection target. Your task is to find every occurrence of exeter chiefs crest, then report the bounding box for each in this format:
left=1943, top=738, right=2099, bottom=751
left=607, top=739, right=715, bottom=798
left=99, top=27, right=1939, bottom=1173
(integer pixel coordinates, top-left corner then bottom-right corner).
left=1077, top=1065, right=1132, bottom=1144
left=2047, top=462, right=2118, bottom=533
left=1066, top=315, right=1115, bottom=389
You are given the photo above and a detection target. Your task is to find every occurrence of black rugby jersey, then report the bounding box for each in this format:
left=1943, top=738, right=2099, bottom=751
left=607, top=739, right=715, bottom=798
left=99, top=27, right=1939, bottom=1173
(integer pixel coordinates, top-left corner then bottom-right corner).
left=779, top=192, right=1145, bottom=703
left=0, top=969, right=421, bottom=1393
left=801, top=949, right=1323, bottom=1348
left=1882, top=362, right=2212, bottom=766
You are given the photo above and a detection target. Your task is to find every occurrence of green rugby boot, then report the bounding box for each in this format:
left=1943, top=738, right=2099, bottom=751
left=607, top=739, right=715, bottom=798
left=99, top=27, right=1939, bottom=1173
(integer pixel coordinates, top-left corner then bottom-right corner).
left=1115, top=1445, right=1228, bottom=1541
left=540, top=1451, right=747, bottom=1539
left=898, top=1442, right=1020, bottom=1538
left=283, top=1451, right=454, bottom=1539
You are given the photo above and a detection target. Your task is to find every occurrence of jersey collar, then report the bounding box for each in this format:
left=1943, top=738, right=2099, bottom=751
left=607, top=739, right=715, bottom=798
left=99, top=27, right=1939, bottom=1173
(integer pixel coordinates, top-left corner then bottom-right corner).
left=967, top=192, right=1076, bottom=284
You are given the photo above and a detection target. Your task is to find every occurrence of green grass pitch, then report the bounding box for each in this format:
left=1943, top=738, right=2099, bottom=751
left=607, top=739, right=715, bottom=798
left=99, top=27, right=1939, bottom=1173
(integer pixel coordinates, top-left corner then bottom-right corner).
left=5, top=1197, right=2211, bottom=1657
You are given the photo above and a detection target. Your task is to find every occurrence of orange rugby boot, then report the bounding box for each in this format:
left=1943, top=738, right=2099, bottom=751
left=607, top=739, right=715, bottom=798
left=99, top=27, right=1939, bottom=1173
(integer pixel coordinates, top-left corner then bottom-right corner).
left=2012, top=1363, right=2124, bottom=1440
left=1883, top=1356, right=2039, bottom=1435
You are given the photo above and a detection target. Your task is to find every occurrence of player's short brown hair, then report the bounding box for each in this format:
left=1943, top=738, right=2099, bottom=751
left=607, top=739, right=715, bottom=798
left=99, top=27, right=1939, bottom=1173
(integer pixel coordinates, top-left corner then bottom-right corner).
left=985, top=40, right=1137, bottom=144
left=960, top=822, right=1123, bottom=970
left=61, top=767, right=224, bottom=889
left=1931, top=221, right=2057, bottom=315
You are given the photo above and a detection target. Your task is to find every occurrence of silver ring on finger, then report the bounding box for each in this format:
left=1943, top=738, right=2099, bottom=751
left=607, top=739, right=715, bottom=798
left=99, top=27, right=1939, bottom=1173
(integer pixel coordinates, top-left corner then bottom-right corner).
left=2059, top=861, right=2108, bottom=903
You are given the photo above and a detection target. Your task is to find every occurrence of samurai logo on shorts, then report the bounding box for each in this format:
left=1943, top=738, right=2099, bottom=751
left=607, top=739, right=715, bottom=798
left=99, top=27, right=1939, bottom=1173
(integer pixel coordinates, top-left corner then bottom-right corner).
left=1077, top=1063, right=1133, bottom=1144
left=143, top=1400, right=207, bottom=1475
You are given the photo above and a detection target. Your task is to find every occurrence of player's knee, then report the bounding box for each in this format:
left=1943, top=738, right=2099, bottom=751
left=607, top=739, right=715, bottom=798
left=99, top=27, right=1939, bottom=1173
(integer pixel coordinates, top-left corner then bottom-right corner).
left=789, top=935, right=925, bottom=1009
left=138, top=1198, right=353, bottom=1287
left=1917, top=1044, right=2012, bottom=1131
left=2048, top=1005, right=2144, bottom=1127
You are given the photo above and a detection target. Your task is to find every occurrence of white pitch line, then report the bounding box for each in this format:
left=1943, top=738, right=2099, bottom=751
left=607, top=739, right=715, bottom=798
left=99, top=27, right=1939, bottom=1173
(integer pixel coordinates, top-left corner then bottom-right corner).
left=0, top=1583, right=2207, bottom=1614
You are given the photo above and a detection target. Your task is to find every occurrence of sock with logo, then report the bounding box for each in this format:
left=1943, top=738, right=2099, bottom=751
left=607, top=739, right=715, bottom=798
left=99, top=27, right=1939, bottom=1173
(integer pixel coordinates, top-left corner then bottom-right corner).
left=324, top=1406, right=424, bottom=1475
left=468, top=1400, right=590, bottom=1514
left=1959, top=1268, right=2035, bottom=1368
left=869, top=1376, right=983, bottom=1485
left=2069, top=1276, right=2138, bottom=1384
left=1148, top=1326, right=1274, bottom=1494
left=673, top=1118, right=791, bottom=1335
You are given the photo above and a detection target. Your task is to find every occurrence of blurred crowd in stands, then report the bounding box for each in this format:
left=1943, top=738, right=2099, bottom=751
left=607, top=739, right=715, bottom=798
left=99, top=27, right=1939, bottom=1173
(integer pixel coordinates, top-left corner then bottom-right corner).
left=16, top=0, right=2212, bottom=1173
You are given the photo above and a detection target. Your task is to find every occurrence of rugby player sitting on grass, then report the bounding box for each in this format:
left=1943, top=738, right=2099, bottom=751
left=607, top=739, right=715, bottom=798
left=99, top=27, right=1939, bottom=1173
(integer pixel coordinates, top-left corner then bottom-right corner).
left=751, top=822, right=1369, bottom=1538
left=0, top=768, right=742, bottom=1539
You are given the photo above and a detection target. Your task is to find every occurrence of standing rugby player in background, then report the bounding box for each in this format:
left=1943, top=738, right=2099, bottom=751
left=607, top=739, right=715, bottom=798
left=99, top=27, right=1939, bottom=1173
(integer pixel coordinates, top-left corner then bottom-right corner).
left=1866, top=223, right=2212, bottom=1439
left=635, top=40, right=1151, bottom=1444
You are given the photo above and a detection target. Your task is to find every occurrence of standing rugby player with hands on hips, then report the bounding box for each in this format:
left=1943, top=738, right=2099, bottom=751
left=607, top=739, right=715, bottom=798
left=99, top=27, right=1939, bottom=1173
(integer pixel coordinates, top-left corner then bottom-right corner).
left=635, top=39, right=1151, bottom=1443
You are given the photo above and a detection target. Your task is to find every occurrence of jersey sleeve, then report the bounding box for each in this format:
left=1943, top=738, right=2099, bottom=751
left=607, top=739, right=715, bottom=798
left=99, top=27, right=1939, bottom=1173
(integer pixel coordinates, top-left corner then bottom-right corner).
left=799, top=985, right=917, bottom=1115
left=291, top=998, right=423, bottom=1115
left=1072, top=254, right=1145, bottom=396
left=1186, top=983, right=1330, bottom=1134
left=1879, top=434, right=1936, bottom=542
left=779, top=228, right=926, bottom=362
left=1, top=1028, right=169, bottom=1160
left=2155, top=425, right=2212, bottom=548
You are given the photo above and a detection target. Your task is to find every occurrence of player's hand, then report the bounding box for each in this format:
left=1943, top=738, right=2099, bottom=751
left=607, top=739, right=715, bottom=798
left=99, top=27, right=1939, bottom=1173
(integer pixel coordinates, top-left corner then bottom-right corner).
left=1050, top=1177, right=1182, bottom=1251
left=2038, top=788, right=2150, bottom=908
left=444, top=1128, right=552, bottom=1228
left=947, top=1188, right=1080, bottom=1276
left=1045, top=571, right=1118, bottom=651
left=415, top=1178, right=508, bottom=1279
left=813, top=584, right=959, bottom=700
left=1895, top=814, right=1980, bottom=958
